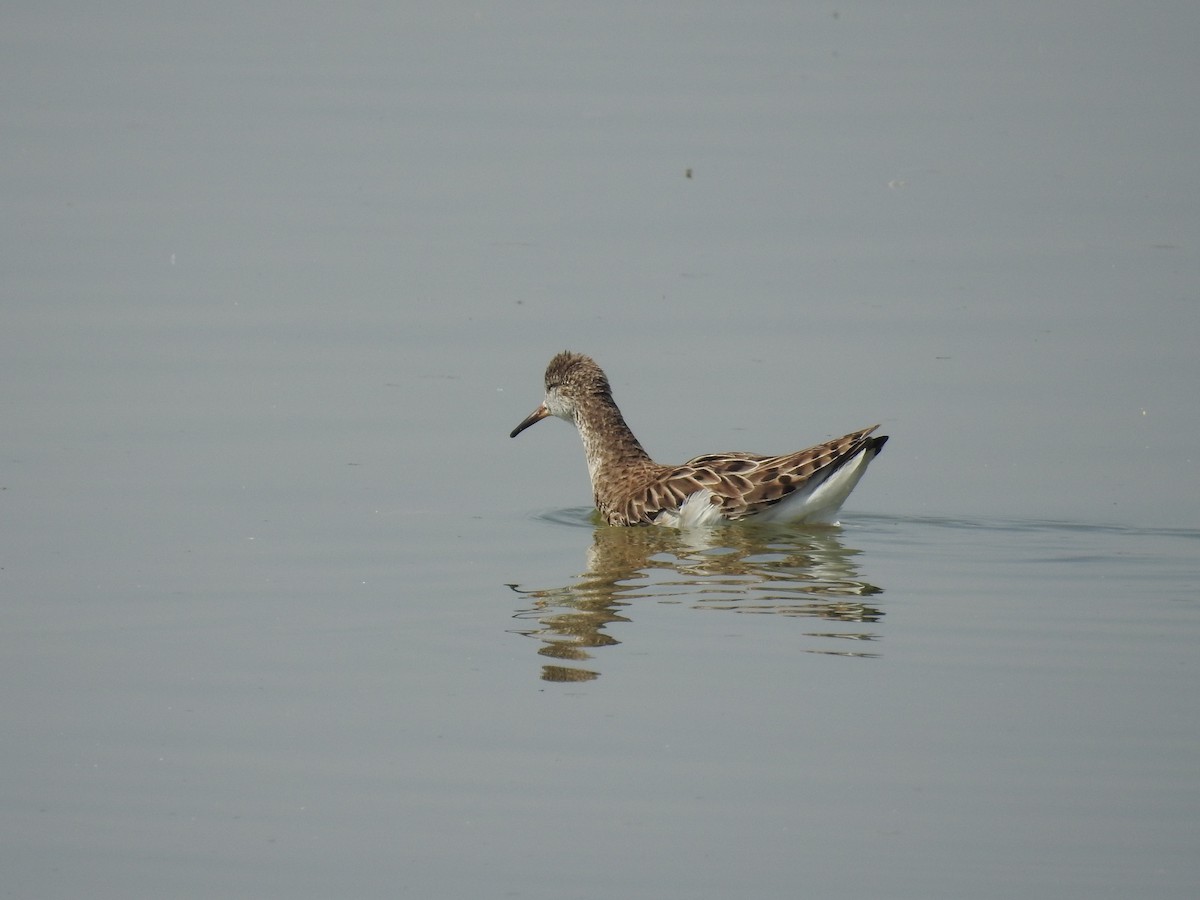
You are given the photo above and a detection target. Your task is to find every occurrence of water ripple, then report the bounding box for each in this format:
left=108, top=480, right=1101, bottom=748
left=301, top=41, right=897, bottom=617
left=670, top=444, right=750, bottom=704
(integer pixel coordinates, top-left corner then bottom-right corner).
left=508, top=515, right=886, bottom=680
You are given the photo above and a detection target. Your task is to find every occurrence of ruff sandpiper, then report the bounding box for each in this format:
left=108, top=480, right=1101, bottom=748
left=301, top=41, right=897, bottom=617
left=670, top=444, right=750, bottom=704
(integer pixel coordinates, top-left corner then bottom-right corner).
left=510, top=352, right=887, bottom=527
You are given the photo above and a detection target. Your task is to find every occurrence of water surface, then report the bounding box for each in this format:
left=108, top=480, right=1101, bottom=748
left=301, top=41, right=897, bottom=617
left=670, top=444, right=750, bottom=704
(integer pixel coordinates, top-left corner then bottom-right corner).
left=3, top=3, right=1198, bottom=898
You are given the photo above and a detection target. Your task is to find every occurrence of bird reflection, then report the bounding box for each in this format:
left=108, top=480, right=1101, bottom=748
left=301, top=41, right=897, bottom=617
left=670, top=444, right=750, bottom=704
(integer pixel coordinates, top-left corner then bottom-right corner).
left=508, top=517, right=884, bottom=682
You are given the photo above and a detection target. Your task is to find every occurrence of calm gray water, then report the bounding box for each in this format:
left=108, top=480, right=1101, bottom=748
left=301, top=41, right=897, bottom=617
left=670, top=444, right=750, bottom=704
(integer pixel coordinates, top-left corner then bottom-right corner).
left=3, top=3, right=1198, bottom=898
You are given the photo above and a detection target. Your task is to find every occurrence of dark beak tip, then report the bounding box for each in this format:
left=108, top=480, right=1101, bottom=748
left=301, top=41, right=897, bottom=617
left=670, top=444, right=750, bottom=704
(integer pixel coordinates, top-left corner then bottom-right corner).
left=510, top=405, right=548, bottom=439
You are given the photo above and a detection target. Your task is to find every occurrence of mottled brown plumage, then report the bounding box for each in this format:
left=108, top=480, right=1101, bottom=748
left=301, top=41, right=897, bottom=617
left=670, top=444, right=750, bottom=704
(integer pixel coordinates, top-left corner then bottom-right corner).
left=511, top=352, right=887, bottom=527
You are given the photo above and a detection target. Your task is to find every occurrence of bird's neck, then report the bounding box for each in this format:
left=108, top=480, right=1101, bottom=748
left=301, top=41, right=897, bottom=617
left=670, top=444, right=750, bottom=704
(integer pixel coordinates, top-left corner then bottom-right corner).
left=574, top=396, right=655, bottom=488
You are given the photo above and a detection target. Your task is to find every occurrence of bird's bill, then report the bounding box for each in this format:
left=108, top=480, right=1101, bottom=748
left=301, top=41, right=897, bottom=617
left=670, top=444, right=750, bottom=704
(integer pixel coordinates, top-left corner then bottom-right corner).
left=510, top=403, right=550, bottom=438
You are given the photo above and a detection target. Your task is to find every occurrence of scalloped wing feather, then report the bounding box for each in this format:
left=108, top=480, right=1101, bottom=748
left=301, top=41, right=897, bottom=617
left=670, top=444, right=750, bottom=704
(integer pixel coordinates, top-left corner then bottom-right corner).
left=603, top=426, right=885, bottom=526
